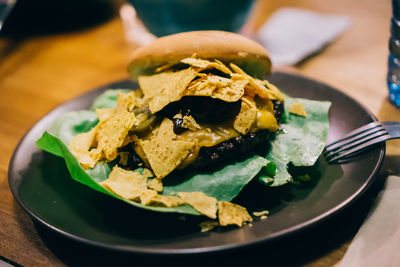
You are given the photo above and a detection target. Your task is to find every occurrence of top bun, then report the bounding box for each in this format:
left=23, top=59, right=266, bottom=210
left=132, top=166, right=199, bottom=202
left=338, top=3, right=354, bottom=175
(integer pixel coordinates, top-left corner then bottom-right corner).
left=128, top=31, right=271, bottom=79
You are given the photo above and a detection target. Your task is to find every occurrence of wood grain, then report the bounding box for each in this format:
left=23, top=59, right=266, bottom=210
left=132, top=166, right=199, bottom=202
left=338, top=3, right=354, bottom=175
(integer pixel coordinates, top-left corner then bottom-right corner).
left=0, top=0, right=398, bottom=266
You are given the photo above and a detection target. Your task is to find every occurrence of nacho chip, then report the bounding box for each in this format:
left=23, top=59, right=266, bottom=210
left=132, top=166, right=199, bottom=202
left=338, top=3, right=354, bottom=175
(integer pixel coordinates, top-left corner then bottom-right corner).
left=218, top=202, right=253, bottom=227
left=289, top=102, right=307, bottom=117
left=140, top=119, right=195, bottom=178
left=96, top=108, right=115, bottom=122
left=199, top=221, right=219, bottom=232
left=181, top=57, right=212, bottom=69
left=213, top=79, right=247, bottom=102
left=252, top=210, right=269, bottom=217
left=152, top=194, right=185, bottom=207
left=71, top=150, right=98, bottom=169
left=147, top=178, right=163, bottom=192
left=69, top=127, right=99, bottom=168
left=181, top=57, right=232, bottom=74
left=233, top=96, right=257, bottom=135
left=100, top=166, right=153, bottom=200
left=141, top=168, right=154, bottom=177
left=138, top=68, right=198, bottom=113
left=185, top=75, right=245, bottom=102
left=178, top=192, right=218, bottom=219
left=155, top=62, right=175, bottom=73
left=213, top=59, right=232, bottom=74
left=264, top=80, right=284, bottom=101
left=185, top=77, right=214, bottom=97
left=69, top=126, right=97, bottom=152
left=116, top=91, right=139, bottom=112
left=139, top=189, right=158, bottom=205
left=140, top=189, right=185, bottom=207
left=230, top=63, right=276, bottom=100
left=180, top=115, right=201, bottom=131
left=96, top=110, right=138, bottom=161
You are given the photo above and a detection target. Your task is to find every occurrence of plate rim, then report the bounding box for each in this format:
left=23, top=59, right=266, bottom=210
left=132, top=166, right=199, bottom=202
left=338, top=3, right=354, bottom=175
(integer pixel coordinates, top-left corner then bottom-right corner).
left=8, top=71, right=386, bottom=255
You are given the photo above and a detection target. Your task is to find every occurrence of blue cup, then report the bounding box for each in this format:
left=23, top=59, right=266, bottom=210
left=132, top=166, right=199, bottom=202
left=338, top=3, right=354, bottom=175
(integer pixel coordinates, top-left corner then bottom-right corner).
left=127, top=0, right=254, bottom=37
left=388, top=0, right=400, bottom=107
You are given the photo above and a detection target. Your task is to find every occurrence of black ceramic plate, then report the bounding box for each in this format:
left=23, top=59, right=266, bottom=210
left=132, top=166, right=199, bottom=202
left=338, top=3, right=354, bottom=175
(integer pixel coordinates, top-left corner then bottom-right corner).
left=8, top=72, right=384, bottom=255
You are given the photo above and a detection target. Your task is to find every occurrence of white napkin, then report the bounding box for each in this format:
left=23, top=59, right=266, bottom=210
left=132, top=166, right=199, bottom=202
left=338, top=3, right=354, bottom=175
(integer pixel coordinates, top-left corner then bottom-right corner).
left=338, top=175, right=400, bottom=267
left=256, top=8, right=351, bottom=67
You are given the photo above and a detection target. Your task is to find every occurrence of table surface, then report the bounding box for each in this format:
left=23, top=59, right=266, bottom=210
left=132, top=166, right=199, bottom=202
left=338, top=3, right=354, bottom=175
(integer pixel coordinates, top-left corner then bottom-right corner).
left=1, top=0, right=399, bottom=266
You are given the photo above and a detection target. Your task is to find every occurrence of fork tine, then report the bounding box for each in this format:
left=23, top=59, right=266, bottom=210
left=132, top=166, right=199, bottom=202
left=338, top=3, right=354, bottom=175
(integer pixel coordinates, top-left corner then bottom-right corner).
left=323, top=126, right=387, bottom=156
left=325, top=121, right=383, bottom=150
left=324, top=131, right=389, bottom=160
left=326, top=134, right=390, bottom=163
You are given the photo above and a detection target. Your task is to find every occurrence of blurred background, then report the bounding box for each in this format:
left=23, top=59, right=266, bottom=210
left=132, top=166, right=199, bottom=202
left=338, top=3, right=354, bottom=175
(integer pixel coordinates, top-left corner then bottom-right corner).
left=0, top=0, right=119, bottom=37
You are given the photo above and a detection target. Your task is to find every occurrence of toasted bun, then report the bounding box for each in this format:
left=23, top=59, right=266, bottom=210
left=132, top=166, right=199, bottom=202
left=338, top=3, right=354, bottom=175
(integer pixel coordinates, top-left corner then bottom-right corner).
left=128, top=31, right=271, bottom=79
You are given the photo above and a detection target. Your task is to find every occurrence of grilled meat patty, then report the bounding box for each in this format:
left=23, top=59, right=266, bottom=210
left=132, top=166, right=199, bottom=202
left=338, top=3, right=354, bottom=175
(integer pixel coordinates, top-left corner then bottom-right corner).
left=121, top=100, right=284, bottom=170
left=192, top=100, right=284, bottom=168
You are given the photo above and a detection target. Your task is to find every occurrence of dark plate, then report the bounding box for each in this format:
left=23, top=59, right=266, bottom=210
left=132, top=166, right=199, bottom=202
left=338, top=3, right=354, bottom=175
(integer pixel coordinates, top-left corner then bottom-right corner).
left=8, top=72, right=385, bottom=255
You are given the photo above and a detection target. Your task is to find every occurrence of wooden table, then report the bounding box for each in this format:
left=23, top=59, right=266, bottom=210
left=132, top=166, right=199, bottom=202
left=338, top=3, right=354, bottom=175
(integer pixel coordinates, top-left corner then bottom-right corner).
left=0, top=0, right=399, bottom=266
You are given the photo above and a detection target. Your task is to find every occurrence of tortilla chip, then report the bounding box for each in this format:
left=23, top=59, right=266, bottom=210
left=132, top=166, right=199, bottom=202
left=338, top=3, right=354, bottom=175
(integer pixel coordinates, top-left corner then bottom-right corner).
left=178, top=192, right=218, bottom=219
left=96, top=108, right=115, bottom=122
left=181, top=57, right=232, bottom=74
left=213, top=79, right=247, bottom=102
left=139, top=189, right=158, bottom=205
left=185, top=77, right=215, bottom=97
left=71, top=150, right=98, bottom=169
left=147, top=178, right=163, bottom=192
left=230, top=63, right=277, bottom=100
left=116, top=91, right=138, bottom=112
left=252, top=210, right=269, bottom=217
left=96, top=110, right=138, bottom=161
left=218, top=202, right=253, bottom=227
left=180, top=115, right=201, bottom=131
left=233, top=97, right=257, bottom=134
left=138, top=68, right=198, bottom=113
left=69, top=127, right=100, bottom=168
left=69, top=127, right=97, bottom=152
left=289, top=102, right=307, bottom=117
left=199, top=221, right=219, bottom=232
left=140, top=119, right=195, bottom=178
left=141, top=168, right=153, bottom=177
left=264, top=80, right=284, bottom=101
left=140, top=189, right=185, bottom=207
left=155, top=62, right=175, bottom=73
left=185, top=75, right=245, bottom=102
left=100, top=166, right=152, bottom=200
left=152, top=194, right=185, bottom=207
left=89, top=147, right=103, bottom=164
left=181, top=57, right=211, bottom=69
left=213, top=59, right=232, bottom=74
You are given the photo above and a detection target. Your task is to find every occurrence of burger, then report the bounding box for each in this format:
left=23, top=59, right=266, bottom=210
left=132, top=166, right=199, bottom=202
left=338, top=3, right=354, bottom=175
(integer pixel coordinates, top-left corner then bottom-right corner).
left=111, top=30, right=285, bottom=178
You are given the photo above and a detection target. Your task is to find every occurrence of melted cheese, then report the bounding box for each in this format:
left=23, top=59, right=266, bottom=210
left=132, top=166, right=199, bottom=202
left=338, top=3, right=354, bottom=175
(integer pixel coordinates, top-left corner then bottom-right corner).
left=175, top=103, right=277, bottom=169
left=176, top=123, right=240, bottom=169
left=257, top=110, right=278, bottom=131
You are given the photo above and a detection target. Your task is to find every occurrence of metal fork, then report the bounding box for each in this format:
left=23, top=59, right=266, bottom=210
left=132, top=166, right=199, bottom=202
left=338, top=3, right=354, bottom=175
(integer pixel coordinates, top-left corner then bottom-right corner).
left=324, top=121, right=400, bottom=163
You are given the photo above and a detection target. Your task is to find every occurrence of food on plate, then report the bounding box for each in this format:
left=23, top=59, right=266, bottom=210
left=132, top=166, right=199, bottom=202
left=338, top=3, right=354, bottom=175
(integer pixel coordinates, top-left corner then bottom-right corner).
left=70, top=31, right=285, bottom=177
left=36, top=31, right=331, bottom=229
left=289, top=102, right=307, bottom=117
